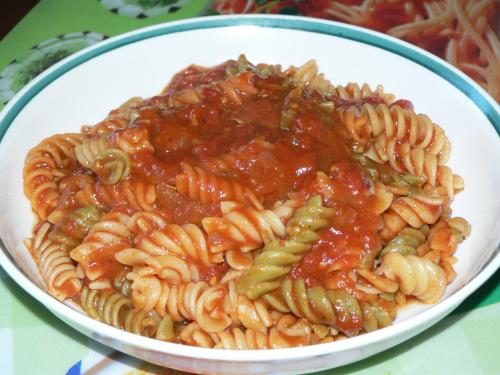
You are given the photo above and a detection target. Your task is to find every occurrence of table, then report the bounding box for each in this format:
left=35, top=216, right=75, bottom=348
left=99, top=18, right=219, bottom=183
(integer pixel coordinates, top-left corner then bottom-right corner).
left=0, top=1, right=499, bottom=374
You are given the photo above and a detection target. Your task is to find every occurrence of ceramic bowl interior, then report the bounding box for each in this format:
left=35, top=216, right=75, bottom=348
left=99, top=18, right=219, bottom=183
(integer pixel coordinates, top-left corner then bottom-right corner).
left=0, top=15, right=499, bottom=375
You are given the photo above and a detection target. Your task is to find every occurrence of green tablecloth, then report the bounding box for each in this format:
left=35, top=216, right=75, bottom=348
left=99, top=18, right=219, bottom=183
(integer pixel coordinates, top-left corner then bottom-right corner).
left=0, top=1, right=499, bottom=374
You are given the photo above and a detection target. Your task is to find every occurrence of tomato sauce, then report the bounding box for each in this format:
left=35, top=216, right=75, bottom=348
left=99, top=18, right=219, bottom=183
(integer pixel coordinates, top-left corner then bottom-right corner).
left=116, top=59, right=384, bottom=291
left=87, top=242, right=130, bottom=281
left=62, top=58, right=388, bottom=291
left=290, top=160, right=382, bottom=289
left=128, top=64, right=349, bottom=213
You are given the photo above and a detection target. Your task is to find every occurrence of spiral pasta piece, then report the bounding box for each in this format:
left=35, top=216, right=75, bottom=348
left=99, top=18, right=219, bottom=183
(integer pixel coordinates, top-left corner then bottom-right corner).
left=225, top=250, right=253, bottom=271
left=271, top=197, right=305, bottom=222
left=290, top=59, right=318, bottom=87
left=355, top=268, right=399, bottom=294
left=360, top=300, right=396, bottom=332
left=263, top=278, right=363, bottom=336
left=70, top=212, right=132, bottom=280
left=181, top=314, right=326, bottom=349
left=379, top=225, right=429, bottom=257
left=428, top=217, right=471, bottom=258
left=364, top=137, right=437, bottom=181
left=226, top=281, right=273, bottom=333
left=180, top=322, right=269, bottom=349
left=236, top=195, right=334, bottom=299
left=76, top=135, right=132, bottom=185
left=24, top=133, right=83, bottom=219
left=340, top=103, right=451, bottom=162
left=130, top=276, right=197, bottom=317
left=286, top=195, right=334, bottom=242
left=436, top=165, right=464, bottom=200
left=112, top=126, right=155, bottom=155
left=113, top=266, right=132, bottom=297
left=95, top=149, right=131, bottom=185
left=333, top=82, right=395, bottom=104
left=99, top=179, right=156, bottom=211
left=47, top=205, right=101, bottom=248
left=289, top=61, right=394, bottom=109
left=425, top=217, right=471, bottom=283
left=80, top=286, right=174, bottom=340
left=389, top=195, right=443, bottom=228
left=127, top=209, right=170, bottom=237
left=72, top=177, right=156, bottom=212
left=115, top=248, right=200, bottom=284
left=364, top=138, right=459, bottom=198
left=230, top=294, right=273, bottom=333
left=81, top=285, right=130, bottom=326
left=202, top=201, right=287, bottom=253
left=83, top=97, right=143, bottom=137
left=295, top=62, right=393, bottom=102
left=236, top=240, right=310, bottom=299
left=75, top=136, right=109, bottom=169
left=26, top=222, right=81, bottom=300
left=380, top=210, right=408, bottom=241
left=380, top=253, right=447, bottom=304
left=372, top=181, right=394, bottom=215
left=137, top=223, right=216, bottom=266
left=130, top=278, right=231, bottom=333
left=175, top=162, right=263, bottom=209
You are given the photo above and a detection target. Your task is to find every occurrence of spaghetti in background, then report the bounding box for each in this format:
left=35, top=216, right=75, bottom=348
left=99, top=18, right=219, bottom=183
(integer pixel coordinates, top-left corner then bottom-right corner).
left=211, top=0, right=500, bottom=101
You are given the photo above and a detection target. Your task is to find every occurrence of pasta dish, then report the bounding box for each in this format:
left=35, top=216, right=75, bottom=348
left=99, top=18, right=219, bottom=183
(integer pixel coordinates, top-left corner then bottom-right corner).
left=23, top=56, right=470, bottom=349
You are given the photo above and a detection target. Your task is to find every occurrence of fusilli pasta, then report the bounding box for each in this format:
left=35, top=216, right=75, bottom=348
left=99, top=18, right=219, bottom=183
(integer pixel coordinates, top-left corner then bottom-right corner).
left=236, top=195, right=334, bottom=299
left=25, top=222, right=81, bottom=300
left=380, top=253, right=447, bottom=304
left=80, top=286, right=174, bottom=340
left=24, top=133, right=82, bottom=220
left=22, top=56, right=470, bottom=349
left=175, top=162, right=263, bottom=209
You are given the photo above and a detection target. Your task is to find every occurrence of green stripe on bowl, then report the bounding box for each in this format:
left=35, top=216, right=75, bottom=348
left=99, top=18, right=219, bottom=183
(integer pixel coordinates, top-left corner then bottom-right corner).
left=0, top=16, right=498, bottom=142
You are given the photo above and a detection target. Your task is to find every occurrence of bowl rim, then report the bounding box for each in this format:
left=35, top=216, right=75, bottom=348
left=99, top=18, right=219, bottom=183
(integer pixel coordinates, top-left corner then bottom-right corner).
left=0, top=14, right=499, bottom=363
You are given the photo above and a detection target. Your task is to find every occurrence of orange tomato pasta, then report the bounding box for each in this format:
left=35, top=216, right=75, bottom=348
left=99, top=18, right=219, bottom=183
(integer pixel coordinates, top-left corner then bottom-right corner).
left=23, top=56, right=470, bottom=348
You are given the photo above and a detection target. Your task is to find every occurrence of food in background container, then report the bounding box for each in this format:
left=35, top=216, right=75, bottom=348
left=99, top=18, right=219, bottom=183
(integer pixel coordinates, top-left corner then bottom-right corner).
left=210, top=0, right=500, bottom=101
left=99, top=0, right=189, bottom=18
left=0, top=32, right=107, bottom=105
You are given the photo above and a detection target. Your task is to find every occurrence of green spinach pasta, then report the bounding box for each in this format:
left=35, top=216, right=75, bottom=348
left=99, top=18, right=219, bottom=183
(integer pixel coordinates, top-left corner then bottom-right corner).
left=23, top=55, right=470, bottom=348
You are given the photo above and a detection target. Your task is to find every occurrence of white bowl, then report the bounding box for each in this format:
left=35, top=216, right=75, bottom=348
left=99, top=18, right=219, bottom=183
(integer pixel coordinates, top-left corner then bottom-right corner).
left=0, top=15, right=499, bottom=375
